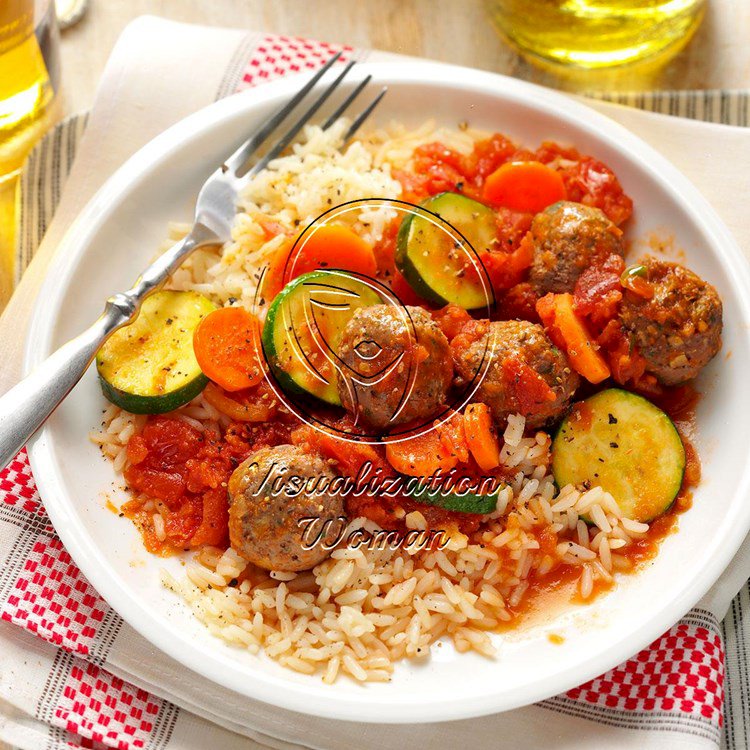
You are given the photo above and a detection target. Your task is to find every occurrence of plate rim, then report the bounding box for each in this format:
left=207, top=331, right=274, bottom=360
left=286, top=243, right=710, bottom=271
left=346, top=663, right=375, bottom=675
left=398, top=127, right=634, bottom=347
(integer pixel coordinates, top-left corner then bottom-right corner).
left=24, top=60, right=750, bottom=723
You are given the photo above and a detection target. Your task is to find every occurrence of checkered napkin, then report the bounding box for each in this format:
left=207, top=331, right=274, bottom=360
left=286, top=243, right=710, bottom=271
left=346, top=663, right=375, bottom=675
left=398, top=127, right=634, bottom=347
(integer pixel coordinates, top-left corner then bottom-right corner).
left=2, top=17, right=750, bottom=750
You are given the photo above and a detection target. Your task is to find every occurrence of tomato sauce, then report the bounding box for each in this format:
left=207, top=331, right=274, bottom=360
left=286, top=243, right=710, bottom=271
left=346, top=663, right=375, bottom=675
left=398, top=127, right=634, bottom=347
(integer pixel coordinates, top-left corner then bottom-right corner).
left=394, top=134, right=632, bottom=225
left=122, top=411, right=297, bottom=554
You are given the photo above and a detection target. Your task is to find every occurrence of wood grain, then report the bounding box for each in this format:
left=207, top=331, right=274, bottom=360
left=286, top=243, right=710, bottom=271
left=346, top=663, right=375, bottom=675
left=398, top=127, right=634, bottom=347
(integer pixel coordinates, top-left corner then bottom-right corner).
left=55, top=0, right=750, bottom=117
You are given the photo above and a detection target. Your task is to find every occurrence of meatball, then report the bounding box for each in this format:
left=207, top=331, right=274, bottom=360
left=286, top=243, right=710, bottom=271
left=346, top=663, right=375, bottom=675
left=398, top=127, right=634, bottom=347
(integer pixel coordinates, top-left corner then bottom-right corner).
left=336, top=305, right=453, bottom=430
left=528, top=201, right=624, bottom=295
left=619, top=259, right=722, bottom=385
left=228, top=445, right=345, bottom=572
left=452, top=319, right=579, bottom=428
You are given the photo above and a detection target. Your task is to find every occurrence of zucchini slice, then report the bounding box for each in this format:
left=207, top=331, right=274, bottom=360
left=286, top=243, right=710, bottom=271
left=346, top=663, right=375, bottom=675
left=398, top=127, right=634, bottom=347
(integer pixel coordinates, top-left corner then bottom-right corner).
left=96, top=290, right=217, bottom=414
left=409, top=484, right=499, bottom=515
left=396, top=192, right=496, bottom=309
left=552, top=388, right=685, bottom=523
left=262, top=270, right=383, bottom=405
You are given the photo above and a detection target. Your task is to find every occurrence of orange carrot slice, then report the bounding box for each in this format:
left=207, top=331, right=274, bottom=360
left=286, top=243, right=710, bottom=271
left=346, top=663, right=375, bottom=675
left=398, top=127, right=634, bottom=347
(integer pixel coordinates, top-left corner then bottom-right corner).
left=536, top=293, right=610, bottom=384
left=286, top=224, right=377, bottom=283
left=483, top=161, right=566, bottom=213
left=193, top=307, right=264, bottom=392
left=385, top=427, right=461, bottom=477
left=463, top=403, right=500, bottom=470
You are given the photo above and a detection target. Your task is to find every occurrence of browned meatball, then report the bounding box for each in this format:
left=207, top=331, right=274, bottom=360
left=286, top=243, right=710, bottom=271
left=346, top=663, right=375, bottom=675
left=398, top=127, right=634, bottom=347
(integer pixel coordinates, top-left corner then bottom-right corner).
left=619, top=259, right=722, bottom=385
left=336, top=305, right=452, bottom=430
left=528, top=201, right=624, bottom=295
left=452, top=319, right=579, bottom=428
left=228, top=445, right=345, bottom=572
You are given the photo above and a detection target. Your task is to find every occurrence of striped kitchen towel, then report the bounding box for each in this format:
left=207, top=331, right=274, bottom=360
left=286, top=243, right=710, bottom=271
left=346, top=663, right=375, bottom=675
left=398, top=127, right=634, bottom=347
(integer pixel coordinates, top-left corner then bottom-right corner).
left=3, top=17, right=750, bottom=750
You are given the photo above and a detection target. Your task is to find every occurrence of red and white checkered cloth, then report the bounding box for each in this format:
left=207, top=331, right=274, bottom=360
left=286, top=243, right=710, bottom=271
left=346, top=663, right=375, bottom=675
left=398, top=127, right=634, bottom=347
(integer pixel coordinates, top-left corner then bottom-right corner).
left=2, top=21, right=750, bottom=750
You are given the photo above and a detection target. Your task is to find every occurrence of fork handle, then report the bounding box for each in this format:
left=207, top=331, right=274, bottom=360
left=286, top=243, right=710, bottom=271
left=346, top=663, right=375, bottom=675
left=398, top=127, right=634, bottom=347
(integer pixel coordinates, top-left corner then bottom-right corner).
left=0, top=226, right=216, bottom=471
left=0, top=300, right=132, bottom=469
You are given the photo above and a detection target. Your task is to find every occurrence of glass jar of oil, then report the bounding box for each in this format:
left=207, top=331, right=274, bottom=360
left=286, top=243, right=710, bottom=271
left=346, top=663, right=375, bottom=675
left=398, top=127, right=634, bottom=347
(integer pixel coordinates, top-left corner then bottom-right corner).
left=486, top=0, right=706, bottom=70
left=0, top=0, right=60, bottom=182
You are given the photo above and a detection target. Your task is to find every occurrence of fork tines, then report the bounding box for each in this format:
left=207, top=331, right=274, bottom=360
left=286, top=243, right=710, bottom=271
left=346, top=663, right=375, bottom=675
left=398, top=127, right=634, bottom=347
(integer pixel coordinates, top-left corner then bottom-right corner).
left=227, top=53, right=386, bottom=180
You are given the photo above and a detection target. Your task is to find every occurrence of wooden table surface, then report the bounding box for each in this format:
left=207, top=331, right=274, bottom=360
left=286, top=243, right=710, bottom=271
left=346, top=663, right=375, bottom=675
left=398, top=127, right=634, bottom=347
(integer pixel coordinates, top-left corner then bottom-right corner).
left=0, top=0, right=748, bottom=309
left=58, top=0, right=750, bottom=115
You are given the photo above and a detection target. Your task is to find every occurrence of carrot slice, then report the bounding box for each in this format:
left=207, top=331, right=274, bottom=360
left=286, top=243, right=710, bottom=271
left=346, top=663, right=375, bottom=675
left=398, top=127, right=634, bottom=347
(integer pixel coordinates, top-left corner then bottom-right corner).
left=463, top=403, right=500, bottom=471
left=260, top=240, right=293, bottom=302
left=435, top=412, right=470, bottom=464
left=259, top=225, right=377, bottom=303
left=482, top=161, right=567, bottom=213
left=385, top=426, right=463, bottom=477
left=193, top=307, right=264, bottom=392
left=536, top=293, right=611, bottom=384
left=285, top=224, right=377, bottom=283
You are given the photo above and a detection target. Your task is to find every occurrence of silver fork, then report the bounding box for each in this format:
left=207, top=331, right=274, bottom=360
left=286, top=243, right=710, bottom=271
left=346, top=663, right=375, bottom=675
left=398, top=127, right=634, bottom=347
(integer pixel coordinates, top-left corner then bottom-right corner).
left=0, top=54, right=386, bottom=469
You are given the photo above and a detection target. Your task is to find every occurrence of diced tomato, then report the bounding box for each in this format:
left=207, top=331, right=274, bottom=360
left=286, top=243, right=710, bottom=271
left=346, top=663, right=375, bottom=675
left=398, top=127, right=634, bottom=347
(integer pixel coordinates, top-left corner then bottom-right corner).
left=124, top=466, right=186, bottom=506
left=133, top=418, right=204, bottom=468
left=466, top=133, right=518, bottom=186
left=597, top=319, right=648, bottom=385
left=409, top=142, right=469, bottom=197
left=535, top=142, right=633, bottom=226
left=393, top=168, right=431, bottom=204
left=122, top=415, right=256, bottom=551
left=501, top=355, right=557, bottom=416
left=188, top=488, right=229, bottom=548
left=433, top=304, right=473, bottom=341
left=495, top=282, right=540, bottom=323
left=573, top=253, right=626, bottom=327
left=494, top=207, right=535, bottom=252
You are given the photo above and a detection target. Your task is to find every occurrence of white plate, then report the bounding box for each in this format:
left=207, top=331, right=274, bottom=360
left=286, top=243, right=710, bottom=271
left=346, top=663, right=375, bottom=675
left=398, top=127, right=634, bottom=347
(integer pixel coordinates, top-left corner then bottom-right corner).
left=25, top=62, right=750, bottom=723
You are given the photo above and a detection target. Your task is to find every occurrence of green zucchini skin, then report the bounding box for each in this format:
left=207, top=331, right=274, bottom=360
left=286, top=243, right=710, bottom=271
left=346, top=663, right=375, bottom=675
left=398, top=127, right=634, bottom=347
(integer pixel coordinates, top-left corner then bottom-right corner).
left=396, top=192, right=496, bottom=310
left=409, top=485, right=499, bottom=515
left=98, top=371, right=209, bottom=415
left=96, top=290, right=217, bottom=414
left=262, top=270, right=383, bottom=405
left=552, top=388, right=686, bottom=523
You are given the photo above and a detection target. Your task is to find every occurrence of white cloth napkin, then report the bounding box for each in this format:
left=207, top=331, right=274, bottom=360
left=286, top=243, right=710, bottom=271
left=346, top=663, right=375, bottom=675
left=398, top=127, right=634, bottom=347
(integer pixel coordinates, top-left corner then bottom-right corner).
left=2, top=15, right=750, bottom=750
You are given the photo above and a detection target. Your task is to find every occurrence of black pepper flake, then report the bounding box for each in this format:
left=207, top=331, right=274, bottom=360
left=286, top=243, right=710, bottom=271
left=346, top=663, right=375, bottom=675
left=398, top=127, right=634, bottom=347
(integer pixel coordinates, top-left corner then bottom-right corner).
left=608, top=414, right=618, bottom=424
left=610, top=442, right=619, bottom=449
